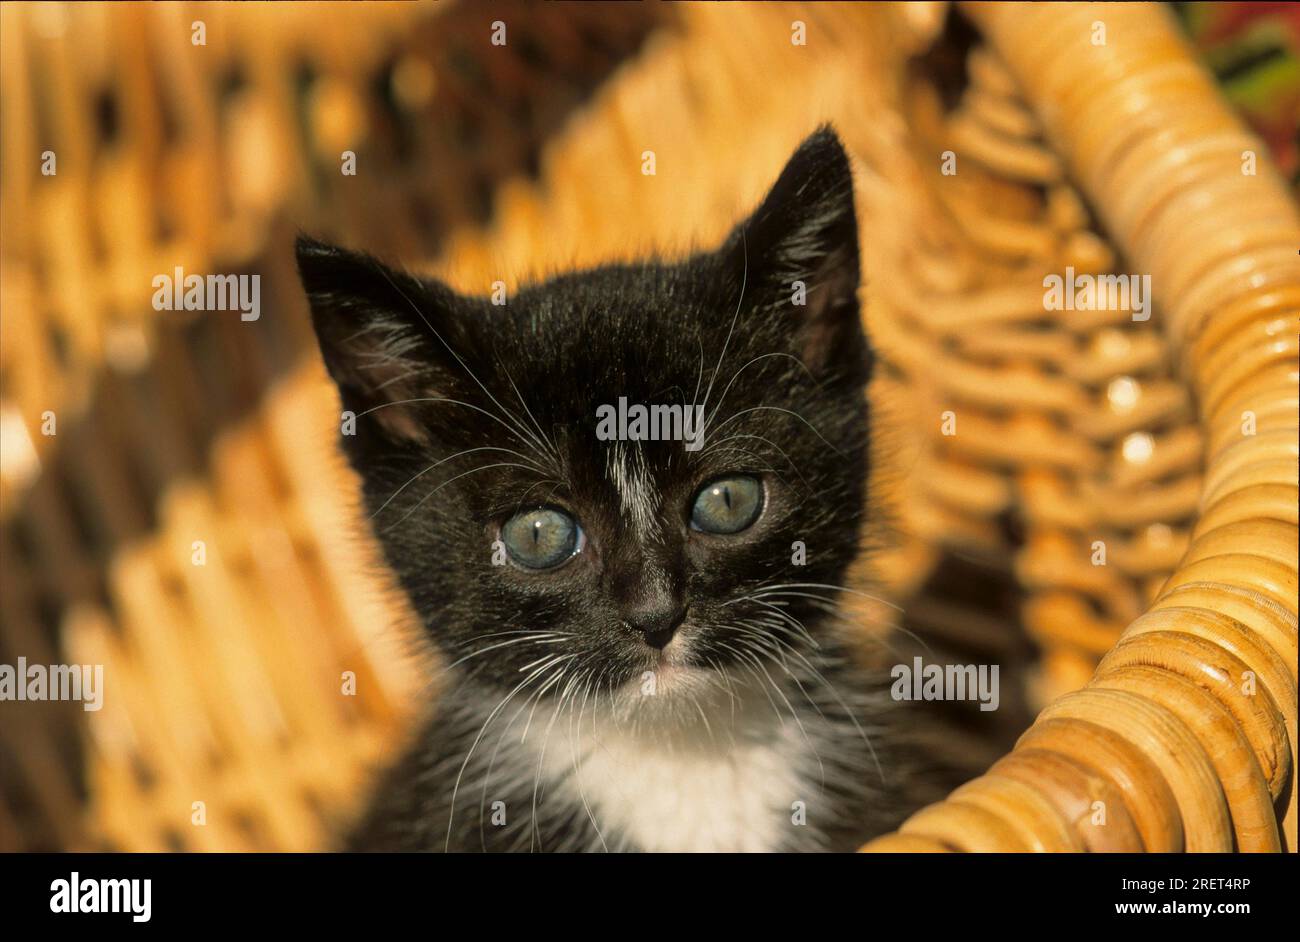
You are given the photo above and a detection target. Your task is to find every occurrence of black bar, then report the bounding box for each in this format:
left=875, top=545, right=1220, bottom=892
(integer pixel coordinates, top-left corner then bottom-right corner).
left=1, top=852, right=1289, bottom=929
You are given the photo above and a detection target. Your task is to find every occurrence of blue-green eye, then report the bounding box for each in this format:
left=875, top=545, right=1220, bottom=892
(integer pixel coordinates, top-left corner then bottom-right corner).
left=501, top=508, right=583, bottom=569
left=690, top=475, right=764, bottom=534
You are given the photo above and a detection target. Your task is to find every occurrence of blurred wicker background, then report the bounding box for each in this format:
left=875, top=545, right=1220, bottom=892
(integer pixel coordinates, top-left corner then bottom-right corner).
left=1, top=1, right=1295, bottom=852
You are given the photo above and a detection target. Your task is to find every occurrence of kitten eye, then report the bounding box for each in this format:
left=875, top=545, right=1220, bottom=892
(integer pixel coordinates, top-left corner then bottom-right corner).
left=501, top=508, right=583, bottom=569
left=690, top=475, right=764, bottom=534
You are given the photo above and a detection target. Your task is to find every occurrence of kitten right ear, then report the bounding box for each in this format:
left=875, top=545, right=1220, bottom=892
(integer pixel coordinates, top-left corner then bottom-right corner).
left=296, top=235, right=457, bottom=444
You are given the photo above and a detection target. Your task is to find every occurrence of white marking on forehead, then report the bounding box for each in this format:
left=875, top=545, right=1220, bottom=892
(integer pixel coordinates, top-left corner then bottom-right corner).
left=607, top=441, right=658, bottom=537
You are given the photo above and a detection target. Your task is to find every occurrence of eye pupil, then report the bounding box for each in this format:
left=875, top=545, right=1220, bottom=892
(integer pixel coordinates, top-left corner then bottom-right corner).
left=691, top=476, right=762, bottom=534
left=502, top=508, right=582, bottom=569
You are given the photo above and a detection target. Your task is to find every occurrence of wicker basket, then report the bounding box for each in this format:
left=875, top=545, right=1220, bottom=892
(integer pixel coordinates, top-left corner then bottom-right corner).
left=0, top=1, right=1295, bottom=853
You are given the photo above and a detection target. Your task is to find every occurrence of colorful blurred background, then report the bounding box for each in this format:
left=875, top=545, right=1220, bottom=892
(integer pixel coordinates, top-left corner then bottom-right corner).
left=1, top=1, right=1296, bottom=851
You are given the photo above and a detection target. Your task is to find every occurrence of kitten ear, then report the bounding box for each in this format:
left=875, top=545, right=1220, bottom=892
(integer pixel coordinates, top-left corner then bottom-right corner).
left=722, top=127, right=866, bottom=379
left=296, top=235, right=457, bottom=444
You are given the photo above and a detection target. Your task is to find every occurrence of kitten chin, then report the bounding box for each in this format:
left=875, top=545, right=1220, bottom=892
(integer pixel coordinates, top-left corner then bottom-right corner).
left=301, top=126, right=935, bottom=852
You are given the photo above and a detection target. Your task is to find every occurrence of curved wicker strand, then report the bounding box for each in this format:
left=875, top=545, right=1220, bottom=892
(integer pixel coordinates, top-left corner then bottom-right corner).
left=866, top=1, right=1299, bottom=853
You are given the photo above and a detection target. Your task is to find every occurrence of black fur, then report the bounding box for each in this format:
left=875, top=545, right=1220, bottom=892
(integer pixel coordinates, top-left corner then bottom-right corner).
left=299, top=128, right=925, bottom=852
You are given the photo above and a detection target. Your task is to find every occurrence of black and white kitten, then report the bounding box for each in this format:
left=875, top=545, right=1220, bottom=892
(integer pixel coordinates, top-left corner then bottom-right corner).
left=298, top=128, right=920, bottom=852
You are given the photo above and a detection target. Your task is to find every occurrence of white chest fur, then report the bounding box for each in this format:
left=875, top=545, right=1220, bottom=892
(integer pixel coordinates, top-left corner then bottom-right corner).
left=529, top=696, right=811, bottom=852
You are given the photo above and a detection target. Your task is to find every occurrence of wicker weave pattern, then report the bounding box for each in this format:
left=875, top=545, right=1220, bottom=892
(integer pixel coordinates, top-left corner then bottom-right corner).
left=0, top=3, right=420, bottom=489
left=865, top=1, right=1298, bottom=853
left=862, top=40, right=1204, bottom=706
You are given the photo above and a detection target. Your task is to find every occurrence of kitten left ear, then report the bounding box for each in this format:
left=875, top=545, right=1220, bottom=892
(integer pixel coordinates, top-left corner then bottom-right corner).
left=721, top=126, right=866, bottom=379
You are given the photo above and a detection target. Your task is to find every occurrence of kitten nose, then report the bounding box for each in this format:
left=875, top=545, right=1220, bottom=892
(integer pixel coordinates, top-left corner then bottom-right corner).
left=623, top=601, right=688, bottom=649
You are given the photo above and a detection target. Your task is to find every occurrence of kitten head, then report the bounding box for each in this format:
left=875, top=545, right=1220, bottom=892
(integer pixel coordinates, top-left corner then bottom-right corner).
left=298, top=127, right=872, bottom=710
